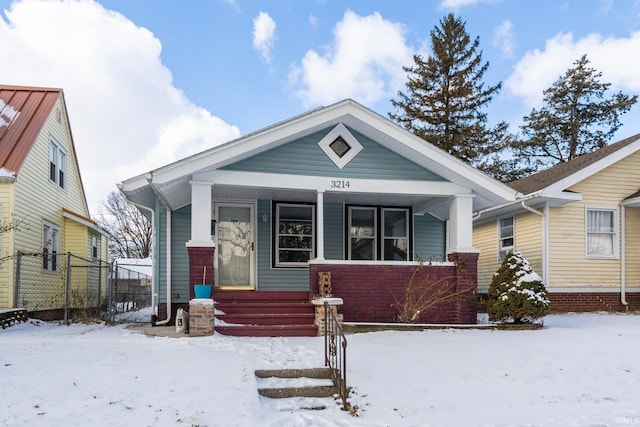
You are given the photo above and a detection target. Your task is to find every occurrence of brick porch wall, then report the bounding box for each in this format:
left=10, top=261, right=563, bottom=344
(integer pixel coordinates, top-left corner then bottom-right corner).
left=549, top=292, right=640, bottom=312
left=309, top=253, right=478, bottom=324
left=187, top=246, right=215, bottom=299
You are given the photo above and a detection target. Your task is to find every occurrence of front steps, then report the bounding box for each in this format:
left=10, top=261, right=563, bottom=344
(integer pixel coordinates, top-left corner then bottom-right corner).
left=214, top=291, right=317, bottom=337
left=256, top=368, right=339, bottom=411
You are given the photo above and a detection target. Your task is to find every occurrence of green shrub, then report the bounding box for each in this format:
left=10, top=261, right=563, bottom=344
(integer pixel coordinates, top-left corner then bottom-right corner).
left=487, top=251, right=550, bottom=324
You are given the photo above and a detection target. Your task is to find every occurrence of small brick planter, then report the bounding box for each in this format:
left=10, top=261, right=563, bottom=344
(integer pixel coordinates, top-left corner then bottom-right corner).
left=188, top=298, right=214, bottom=336
left=311, top=297, right=343, bottom=336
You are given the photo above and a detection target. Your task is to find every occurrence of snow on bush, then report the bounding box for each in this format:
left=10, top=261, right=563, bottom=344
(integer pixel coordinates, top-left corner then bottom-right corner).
left=487, top=251, right=550, bottom=324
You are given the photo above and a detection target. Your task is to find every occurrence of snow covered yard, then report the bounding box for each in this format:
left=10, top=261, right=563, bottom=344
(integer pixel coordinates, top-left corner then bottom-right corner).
left=2, top=313, right=639, bottom=427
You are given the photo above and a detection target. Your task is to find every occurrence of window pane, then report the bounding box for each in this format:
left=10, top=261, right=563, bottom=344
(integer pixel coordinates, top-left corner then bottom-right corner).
left=279, top=250, right=311, bottom=263
left=279, top=205, right=312, bottom=221
left=587, top=234, right=614, bottom=256
left=350, top=208, right=375, bottom=237
left=587, top=210, right=614, bottom=232
left=351, top=237, right=374, bottom=260
left=384, top=238, right=408, bottom=260
left=384, top=210, right=406, bottom=237
left=279, top=221, right=313, bottom=235
left=279, top=236, right=313, bottom=249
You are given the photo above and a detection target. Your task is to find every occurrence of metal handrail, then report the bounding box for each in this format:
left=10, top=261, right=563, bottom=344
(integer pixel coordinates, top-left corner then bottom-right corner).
left=324, top=301, right=348, bottom=409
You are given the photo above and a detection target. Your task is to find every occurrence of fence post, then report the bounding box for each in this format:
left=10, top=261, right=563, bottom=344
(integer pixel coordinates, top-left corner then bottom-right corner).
left=64, top=252, right=72, bottom=325
left=107, top=263, right=113, bottom=322
left=97, top=259, right=103, bottom=308
left=14, top=251, right=21, bottom=308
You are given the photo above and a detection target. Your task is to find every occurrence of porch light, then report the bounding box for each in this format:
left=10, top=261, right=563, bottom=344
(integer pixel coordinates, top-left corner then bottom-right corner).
left=261, top=213, right=269, bottom=223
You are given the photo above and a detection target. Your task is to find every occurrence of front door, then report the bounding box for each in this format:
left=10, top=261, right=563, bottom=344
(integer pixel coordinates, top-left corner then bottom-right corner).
left=215, top=204, right=255, bottom=289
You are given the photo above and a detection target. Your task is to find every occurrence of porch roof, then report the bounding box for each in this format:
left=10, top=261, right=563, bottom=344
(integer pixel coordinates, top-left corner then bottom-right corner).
left=119, top=99, right=519, bottom=219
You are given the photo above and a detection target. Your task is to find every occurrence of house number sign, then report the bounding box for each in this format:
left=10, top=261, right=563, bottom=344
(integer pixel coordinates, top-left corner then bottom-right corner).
left=330, top=180, right=350, bottom=189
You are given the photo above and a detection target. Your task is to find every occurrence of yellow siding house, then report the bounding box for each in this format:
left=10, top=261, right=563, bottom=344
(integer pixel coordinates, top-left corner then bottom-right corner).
left=0, top=85, right=108, bottom=317
left=473, top=134, right=640, bottom=312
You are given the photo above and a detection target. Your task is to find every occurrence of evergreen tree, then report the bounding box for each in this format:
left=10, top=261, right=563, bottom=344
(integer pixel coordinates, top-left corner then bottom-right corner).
left=513, top=55, right=637, bottom=173
left=390, top=13, right=509, bottom=177
left=487, top=251, right=550, bottom=324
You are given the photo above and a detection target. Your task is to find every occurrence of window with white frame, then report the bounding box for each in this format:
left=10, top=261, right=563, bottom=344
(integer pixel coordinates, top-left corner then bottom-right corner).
left=348, top=206, right=410, bottom=261
left=91, top=234, right=98, bottom=260
left=43, top=221, right=60, bottom=271
left=49, top=138, right=66, bottom=189
left=586, top=208, right=618, bottom=258
left=275, top=203, right=315, bottom=267
left=498, top=216, right=514, bottom=261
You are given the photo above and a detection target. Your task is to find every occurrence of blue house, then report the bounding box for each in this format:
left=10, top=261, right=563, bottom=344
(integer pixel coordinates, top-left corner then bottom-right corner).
left=119, top=99, right=516, bottom=335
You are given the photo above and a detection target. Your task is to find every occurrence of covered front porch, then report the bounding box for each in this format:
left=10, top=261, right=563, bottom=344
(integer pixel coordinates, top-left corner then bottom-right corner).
left=119, top=99, right=518, bottom=332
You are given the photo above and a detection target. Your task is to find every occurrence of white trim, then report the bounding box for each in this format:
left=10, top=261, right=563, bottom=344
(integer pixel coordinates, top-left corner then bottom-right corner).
left=214, top=202, right=256, bottom=288
left=317, top=123, right=363, bottom=169
left=121, top=99, right=517, bottom=207
left=547, top=287, right=640, bottom=293
left=497, top=215, right=514, bottom=262
left=309, top=259, right=454, bottom=267
left=204, top=170, right=470, bottom=196
left=584, top=206, right=619, bottom=259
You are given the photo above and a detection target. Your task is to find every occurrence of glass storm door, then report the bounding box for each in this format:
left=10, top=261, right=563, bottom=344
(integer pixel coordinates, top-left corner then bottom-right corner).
left=216, top=204, right=255, bottom=289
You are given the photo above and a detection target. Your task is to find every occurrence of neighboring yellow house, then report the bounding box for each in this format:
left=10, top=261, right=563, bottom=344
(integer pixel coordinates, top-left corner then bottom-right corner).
left=474, top=133, right=640, bottom=312
left=0, top=85, right=108, bottom=317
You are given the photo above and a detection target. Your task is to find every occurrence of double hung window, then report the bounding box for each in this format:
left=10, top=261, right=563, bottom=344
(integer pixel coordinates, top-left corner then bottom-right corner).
left=348, top=206, right=410, bottom=261
left=586, top=208, right=617, bottom=258
left=498, top=216, right=514, bottom=261
left=49, top=138, right=66, bottom=189
left=275, top=203, right=315, bottom=267
left=43, top=221, right=60, bottom=271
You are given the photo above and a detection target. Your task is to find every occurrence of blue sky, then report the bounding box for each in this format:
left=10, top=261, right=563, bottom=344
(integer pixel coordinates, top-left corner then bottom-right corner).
left=1, top=0, right=640, bottom=213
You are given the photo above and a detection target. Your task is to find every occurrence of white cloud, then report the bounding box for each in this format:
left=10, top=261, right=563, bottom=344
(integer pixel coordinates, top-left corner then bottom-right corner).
left=493, top=19, right=515, bottom=58
left=252, top=11, right=276, bottom=64
left=0, top=0, right=240, bottom=214
left=506, top=31, right=640, bottom=108
left=439, top=0, right=498, bottom=9
left=289, top=10, right=413, bottom=107
left=308, top=14, right=319, bottom=27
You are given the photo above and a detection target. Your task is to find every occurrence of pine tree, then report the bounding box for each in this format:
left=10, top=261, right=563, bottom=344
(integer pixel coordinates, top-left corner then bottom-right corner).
left=390, top=13, right=509, bottom=177
left=487, top=251, right=550, bottom=324
left=513, top=55, right=637, bottom=173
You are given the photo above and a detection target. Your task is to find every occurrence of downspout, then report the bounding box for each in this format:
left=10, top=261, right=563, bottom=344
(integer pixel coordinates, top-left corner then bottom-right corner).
left=620, top=204, right=629, bottom=309
left=153, top=195, right=173, bottom=326
left=521, top=201, right=548, bottom=286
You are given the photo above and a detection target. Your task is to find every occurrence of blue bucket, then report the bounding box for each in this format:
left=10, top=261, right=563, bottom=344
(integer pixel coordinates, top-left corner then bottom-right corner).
left=194, top=284, right=212, bottom=299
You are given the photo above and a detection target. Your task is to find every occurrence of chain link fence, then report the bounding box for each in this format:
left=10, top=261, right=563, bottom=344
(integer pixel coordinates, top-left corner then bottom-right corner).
left=13, top=251, right=152, bottom=324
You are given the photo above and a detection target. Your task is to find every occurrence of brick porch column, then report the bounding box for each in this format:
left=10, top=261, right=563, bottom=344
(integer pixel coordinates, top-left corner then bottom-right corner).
left=187, top=246, right=215, bottom=299
left=448, top=252, right=479, bottom=324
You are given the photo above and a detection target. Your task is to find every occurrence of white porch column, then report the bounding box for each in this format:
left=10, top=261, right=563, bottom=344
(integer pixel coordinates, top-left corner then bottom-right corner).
left=447, top=194, right=477, bottom=254
left=316, top=190, right=325, bottom=260
left=187, top=180, right=214, bottom=247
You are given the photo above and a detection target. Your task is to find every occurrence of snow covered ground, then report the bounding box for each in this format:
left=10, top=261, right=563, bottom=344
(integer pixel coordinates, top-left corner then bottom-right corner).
left=2, top=313, right=640, bottom=427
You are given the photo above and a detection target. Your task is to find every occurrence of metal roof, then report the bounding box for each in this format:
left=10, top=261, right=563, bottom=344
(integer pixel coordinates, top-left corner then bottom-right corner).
left=0, top=85, right=62, bottom=176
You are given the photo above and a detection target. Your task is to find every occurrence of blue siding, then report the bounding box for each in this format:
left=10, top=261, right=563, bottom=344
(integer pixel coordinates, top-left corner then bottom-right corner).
left=324, top=203, right=344, bottom=260
left=156, top=199, right=167, bottom=303
left=222, top=126, right=444, bottom=181
left=171, top=205, right=191, bottom=302
left=413, top=213, right=446, bottom=262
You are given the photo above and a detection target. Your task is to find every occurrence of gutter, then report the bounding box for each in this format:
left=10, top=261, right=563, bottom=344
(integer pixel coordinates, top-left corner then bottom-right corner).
left=148, top=178, right=173, bottom=326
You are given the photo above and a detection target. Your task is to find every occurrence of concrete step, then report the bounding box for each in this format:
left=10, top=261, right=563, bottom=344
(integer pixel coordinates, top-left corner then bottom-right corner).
left=217, top=312, right=314, bottom=326
left=215, top=324, right=317, bottom=337
left=256, top=368, right=338, bottom=399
